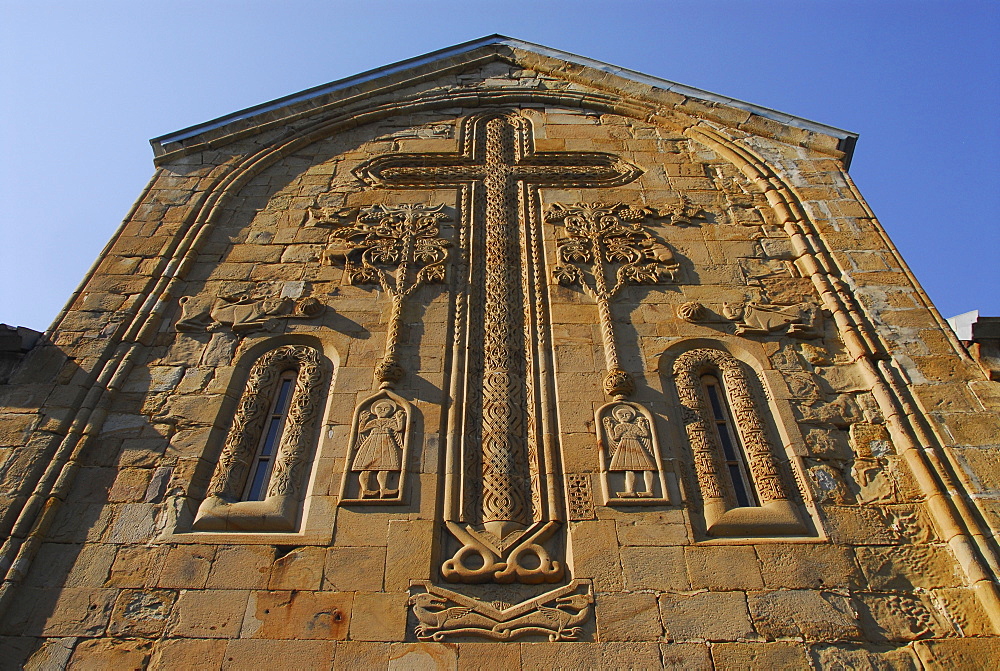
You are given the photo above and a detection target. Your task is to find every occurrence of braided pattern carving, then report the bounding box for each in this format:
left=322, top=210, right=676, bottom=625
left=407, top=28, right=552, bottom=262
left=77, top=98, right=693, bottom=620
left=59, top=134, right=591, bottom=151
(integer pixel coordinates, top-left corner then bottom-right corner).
left=209, top=345, right=324, bottom=499
left=672, top=348, right=788, bottom=506
left=479, top=116, right=530, bottom=526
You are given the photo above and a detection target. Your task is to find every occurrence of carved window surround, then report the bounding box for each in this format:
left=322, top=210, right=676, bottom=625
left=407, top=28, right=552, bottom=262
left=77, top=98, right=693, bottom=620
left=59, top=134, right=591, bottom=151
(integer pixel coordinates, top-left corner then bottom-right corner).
left=671, top=347, right=809, bottom=537
left=192, top=343, right=325, bottom=532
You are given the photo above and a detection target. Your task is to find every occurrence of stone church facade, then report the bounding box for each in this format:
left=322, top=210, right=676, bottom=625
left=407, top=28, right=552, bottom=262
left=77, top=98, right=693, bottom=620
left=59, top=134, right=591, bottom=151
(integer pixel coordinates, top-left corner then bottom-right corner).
left=1, top=36, right=998, bottom=668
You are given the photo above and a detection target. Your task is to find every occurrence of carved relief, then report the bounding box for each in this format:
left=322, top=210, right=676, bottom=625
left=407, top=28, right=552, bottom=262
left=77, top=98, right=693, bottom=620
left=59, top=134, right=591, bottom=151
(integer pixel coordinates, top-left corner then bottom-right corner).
left=177, top=285, right=323, bottom=334
left=676, top=301, right=706, bottom=323
left=309, top=203, right=453, bottom=388
left=722, top=300, right=822, bottom=339
left=672, top=348, right=807, bottom=536
left=193, top=344, right=324, bottom=531
left=596, top=401, right=670, bottom=504
left=355, top=110, right=642, bottom=586
left=409, top=580, right=593, bottom=642
left=566, top=474, right=595, bottom=521
left=339, top=390, right=412, bottom=504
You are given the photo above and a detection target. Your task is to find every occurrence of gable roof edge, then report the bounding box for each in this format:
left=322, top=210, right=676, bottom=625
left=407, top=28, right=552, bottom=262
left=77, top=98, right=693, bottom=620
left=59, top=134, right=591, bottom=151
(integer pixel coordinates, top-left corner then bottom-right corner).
left=150, top=35, right=859, bottom=166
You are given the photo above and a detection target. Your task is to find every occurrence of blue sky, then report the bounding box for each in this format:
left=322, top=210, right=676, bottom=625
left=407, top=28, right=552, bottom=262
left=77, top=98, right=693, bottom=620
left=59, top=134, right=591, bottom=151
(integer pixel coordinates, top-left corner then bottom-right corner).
left=2, top=1, right=997, bottom=331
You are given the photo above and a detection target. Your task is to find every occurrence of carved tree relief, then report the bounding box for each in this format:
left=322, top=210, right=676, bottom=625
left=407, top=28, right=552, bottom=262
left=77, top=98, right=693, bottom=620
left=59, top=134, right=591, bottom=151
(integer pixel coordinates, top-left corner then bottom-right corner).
left=355, top=110, right=642, bottom=594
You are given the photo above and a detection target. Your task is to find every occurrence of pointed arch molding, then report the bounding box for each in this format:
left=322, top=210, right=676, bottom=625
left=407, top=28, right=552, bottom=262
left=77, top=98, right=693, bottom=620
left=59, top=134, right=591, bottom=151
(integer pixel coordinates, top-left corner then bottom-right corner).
left=6, top=82, right=993, bottom=631
left=193, top=344, right=325, bottom=532
left=672, top=348, right=806, bottom=537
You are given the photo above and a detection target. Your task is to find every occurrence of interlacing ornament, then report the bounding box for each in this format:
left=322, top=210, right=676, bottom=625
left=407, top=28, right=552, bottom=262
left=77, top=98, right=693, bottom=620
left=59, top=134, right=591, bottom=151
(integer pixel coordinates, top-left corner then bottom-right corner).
left=546, top=202, right=680, bottom=398
left=310, top=203, right=452, bottom=388
left=354, top=110, right=643, bottom=586
left=207, top=345, right=324, bottom=500
left=672, top=348, right=789, bottom=507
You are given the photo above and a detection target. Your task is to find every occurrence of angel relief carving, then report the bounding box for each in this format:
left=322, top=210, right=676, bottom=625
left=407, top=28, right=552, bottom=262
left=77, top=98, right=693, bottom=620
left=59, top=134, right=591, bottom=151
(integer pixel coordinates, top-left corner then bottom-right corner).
left=339, top=390, right=412, bottom=504
left=597, top=401, right=670, bottom=504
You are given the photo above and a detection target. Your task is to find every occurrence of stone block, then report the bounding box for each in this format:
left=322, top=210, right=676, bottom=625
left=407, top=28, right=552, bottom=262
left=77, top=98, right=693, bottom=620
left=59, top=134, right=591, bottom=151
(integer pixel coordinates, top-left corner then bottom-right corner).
left=658, top=642, right=713, bottom=669
left=456, top=641, right=520, bottom=670
left=388, top=642, right=458, bottom=670
left=349, top=592, right=407, bottom=642
left=241, top=590, right=352, bottom=640
left=324, top=546, right=386, bottom=592
left=658, top=591, right=753, bottom=642
left=914, top=638, right=1000, bottom=669
left=221, top=640, right=334, bottom=669
left=569, top=520, right=624, bottom=592
left=108, top=588, right=177, bottom=637
left=621, top=546, right=688, bottom=592
left=105, top=504, right=158, bottom=544
left=596, top=641, right=662, bottom=669
left=334, top=641, right=391, bottom=668
left=166, top=589, right=248, bottom=639
left=207, top=544, right=274, bottom=590
left=615, top=514, right=688, bottom=546
left=854, top=592, right=953, bottom=642
left=711, top=642, right=809, bottom=670
left=268, top=546, right=325, bottom=591
left=685, top=546, right=763, bottom=591
left=748, top=590, right=860, bottom=641
left=68, top=638, right=153, bottom=669
left=106, top=545, right=165, bottom=588
left=156, top=544, right=215, bottom=589
left=756, top=543, right=862, bottom=589
left=22, top=637, right=74, bottom=670
left=809, top=643, right=919, bottom=670
left=520, top=642, right=601, bottom=669
left=595, top=592, right=662, bottom=641
left=149, top=638, right=228, bottom=670
left=385, top=520, right=434, bottom=591
left=856, top=544, right=963, bottom=591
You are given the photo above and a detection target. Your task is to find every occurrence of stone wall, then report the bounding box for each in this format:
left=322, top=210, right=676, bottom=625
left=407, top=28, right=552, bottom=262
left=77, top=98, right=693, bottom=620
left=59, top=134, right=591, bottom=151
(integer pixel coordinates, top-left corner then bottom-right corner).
left=1, top=50, right=998, bottom=668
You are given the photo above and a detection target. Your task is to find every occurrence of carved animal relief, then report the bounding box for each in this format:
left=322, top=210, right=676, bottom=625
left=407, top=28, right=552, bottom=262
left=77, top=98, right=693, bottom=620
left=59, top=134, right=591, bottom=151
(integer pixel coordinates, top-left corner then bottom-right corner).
left=176, top=286, right=323, bottom=334
left=409, top=580, right=593, bottom=642
left=723, top=299, right=823, bottom=339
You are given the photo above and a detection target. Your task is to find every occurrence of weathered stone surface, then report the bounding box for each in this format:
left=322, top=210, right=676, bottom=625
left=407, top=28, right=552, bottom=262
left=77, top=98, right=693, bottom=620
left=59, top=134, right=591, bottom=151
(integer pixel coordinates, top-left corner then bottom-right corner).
left=149, top=638, right=228, bottom=670
left=267, top=546, right=325, bottom=591
left=914, top=638, right=1000, bottom=669
left=241, top=590, right=351, bottom=640
left=156, top=544, right=215, bottom=589
left=68, top=638, right=153, bottom=669
left=658, top=642, right=713, bottom=669
left=809, top=642, right=919, bottom=670
left=711, top=642, right=809, bottom=670
left=595, top=592, right=663, bottom=641
left=108, top=588, right=177, bottom=637
left=334, top=641, right=391, bottom=668
left=621, top=546, right=689, bottom=592
left=658, top=592, right=754, bottom=642
left=349, top=592, right=407, bottom=642
left=388, top=642, right=458, bottom=670
left=854, top=592, right=953, bottom=642
left=685, top=545, right=764, bottom=591
left=520, top=642, right=601, bottom=669
left=385, top=520, right=434, bottom=591
left=324, top=546, right=386, bottom=592
left=756, top=543, right=863, bottom=589
left=748, top=589, right=860, bottom=640
left=570, top=520, right=624, bottom=592
left=208, top=545, right=273, bottom=590
left=221, top=640, right=334, bottom=669
left=166, top=589, right=249, bottom=639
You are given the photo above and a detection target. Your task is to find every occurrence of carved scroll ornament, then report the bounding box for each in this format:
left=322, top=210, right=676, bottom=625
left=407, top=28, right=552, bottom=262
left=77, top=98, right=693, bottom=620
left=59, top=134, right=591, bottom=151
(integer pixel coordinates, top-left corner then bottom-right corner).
left=193, top=344, right=324, bottom=531
left=672, top=348, right=807, bottom=536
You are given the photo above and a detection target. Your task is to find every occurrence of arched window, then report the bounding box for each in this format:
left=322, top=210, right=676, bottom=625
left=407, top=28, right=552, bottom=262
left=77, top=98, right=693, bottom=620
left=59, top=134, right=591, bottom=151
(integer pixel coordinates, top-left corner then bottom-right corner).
left=193, top=344, right=325, bottom=532
left=672, top=348, right=807, bottom=537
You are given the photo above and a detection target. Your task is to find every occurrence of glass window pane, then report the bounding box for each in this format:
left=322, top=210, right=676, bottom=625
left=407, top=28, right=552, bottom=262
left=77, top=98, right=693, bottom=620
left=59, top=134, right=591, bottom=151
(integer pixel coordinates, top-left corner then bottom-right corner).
left=274, top=378, right=293, bottom=416
left=705, top=383, right=726, bottom=421
left=260, top=418, right=282, bottom=457
left=246, top=460, right=271, bottom=501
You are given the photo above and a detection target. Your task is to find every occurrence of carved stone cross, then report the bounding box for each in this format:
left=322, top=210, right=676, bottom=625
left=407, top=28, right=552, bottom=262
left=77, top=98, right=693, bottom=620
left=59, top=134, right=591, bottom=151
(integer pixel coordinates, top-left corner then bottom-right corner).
left=356, top=110, right=641, bottom=581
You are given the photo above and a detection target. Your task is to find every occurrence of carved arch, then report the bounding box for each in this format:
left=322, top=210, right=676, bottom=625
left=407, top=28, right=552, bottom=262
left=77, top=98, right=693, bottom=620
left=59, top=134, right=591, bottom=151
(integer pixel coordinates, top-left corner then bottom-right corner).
left=193, top=343, right=325, bottom=531
left=672, top=347, right=808, bottom=537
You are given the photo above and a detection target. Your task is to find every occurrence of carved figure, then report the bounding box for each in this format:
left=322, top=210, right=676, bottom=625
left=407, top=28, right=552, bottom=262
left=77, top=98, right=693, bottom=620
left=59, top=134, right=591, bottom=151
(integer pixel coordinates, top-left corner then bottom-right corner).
left=676, top=301, right=706, bottom=323
left=603, top=404, right=656, bottom=497
left=177, top=290, right=322, bottom=334
left=340, top=390, right=413, bottom=505
left=723, top=300, right=822, bottom=339
left=409, top=580, right=593, bottom=642
left=351, top=399, right=406, bottom=498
